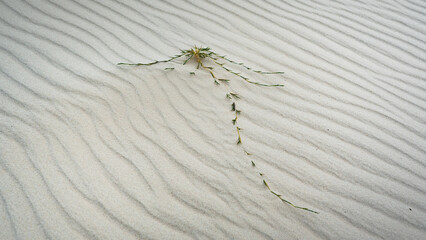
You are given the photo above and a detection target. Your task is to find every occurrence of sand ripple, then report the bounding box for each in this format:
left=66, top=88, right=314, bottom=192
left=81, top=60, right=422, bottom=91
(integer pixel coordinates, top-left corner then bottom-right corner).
left=0, top=0, right=425, bottom=239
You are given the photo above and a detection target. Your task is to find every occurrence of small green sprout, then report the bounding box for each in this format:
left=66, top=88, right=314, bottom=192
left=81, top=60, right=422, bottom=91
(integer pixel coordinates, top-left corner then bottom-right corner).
left=118, top=46, right=317, bottom=214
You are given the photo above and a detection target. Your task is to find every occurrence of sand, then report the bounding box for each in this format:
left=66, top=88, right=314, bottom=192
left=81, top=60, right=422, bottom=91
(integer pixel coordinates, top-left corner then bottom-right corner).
left=0, top=0, right=425, bottom=239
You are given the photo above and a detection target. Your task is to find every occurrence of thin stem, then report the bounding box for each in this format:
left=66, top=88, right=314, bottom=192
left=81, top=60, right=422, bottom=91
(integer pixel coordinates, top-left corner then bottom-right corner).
left=263, top=180, right=319, bottom=214
left=236, top=127, right=242, bottom=144
left=117, top=52, right=187, bottom=66
left=183, top=53, right=194, bottom=65
left=210, top=52, right=284, bottom=74
left=211, top=58, right=284, bottom=87
left=197, top=55, right=220, bottom=85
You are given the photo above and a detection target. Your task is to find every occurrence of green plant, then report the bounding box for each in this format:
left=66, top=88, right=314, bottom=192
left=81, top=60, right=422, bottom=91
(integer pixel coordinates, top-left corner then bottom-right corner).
left=118, top=46, right=318, bottom=214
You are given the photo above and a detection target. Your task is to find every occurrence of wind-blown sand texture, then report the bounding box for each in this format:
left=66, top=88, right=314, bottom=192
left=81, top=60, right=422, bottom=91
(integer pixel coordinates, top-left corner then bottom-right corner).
left=1, top=0, right=425, bottom=239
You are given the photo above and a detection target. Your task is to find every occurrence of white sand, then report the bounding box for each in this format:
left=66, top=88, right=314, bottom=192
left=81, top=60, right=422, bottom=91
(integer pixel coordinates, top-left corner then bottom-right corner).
left=0, top=0, right=425, bottom=239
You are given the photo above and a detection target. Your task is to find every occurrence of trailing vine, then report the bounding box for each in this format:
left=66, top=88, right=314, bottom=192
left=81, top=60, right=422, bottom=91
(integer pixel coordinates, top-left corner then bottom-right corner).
left=118, top=46, right=318, bottom=214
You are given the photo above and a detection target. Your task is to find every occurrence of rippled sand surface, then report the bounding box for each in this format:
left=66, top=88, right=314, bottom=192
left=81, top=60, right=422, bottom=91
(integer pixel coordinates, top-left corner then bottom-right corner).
left=1, top=0, right=425, bottom=239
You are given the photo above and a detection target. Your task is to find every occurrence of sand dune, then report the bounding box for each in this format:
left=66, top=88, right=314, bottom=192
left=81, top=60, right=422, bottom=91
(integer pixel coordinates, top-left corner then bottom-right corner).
left=1, top=0, right=425, bottom=239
